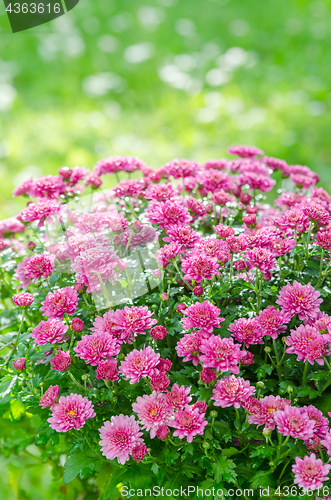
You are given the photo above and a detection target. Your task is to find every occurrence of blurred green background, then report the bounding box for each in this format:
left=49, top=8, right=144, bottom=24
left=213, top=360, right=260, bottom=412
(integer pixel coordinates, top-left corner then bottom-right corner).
left=1, top=0, right=331, bottom=497
left=1, top=0, right=331, bottom=219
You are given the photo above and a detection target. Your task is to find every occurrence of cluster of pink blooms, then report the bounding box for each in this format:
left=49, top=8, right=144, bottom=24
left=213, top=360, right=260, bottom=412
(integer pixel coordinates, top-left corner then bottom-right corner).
left=5, top=146, right=331, bottom=491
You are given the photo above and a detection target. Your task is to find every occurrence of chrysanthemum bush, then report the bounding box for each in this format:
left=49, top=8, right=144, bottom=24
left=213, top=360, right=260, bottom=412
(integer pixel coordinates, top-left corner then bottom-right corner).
left=2, top=148, right=331, bottom=499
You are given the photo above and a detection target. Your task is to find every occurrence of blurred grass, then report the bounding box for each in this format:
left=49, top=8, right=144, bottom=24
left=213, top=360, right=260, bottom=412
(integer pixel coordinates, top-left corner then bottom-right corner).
left=1, top=0, right=331, bottom=219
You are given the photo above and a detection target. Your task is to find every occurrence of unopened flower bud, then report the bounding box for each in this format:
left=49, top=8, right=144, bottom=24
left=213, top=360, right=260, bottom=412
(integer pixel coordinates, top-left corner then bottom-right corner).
left=132, top=220, right=143, bottom=233
left=153, top=269, right=162, bottom=277
left=176, top=303, right=187, bottom=313
left=13, top=358, right=26, bottom=371
left=202, top=442, right=210, bottom=450
left=81, top=374, right=89, bottom=381
left=256, top=381, right=265, bottom=389
left=27, top=241, right=36, bottom=250
left=193, top=286, right=203, bottom=296
left=210, top=410, right=218, bottom=418
left=262, top=427, right=272, bottom=437
left=161, top=293, right=169, bottom=301
left=264, top=347, right=271, bottom=353
left=287, top=386, right=293, bottom=393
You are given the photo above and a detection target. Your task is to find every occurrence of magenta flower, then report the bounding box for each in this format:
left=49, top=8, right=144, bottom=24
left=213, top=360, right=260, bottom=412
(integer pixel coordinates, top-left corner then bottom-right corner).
left=48, top=393, right=95, bottom=432
left=50, top=351, right=71, bottom=371
left=175, top=331, right=203, bottom=366
left=12, top=358, right=26, bottom=371
left=292, top=454, right=331, bottom=492
left=156, top=358, right=172, bottom=372
left=316, top=230, right=331, bottom=251
left=144, top=183, right=177, bottom=202
left=27, top=175, right=65, bottom=199
left=71, top=317, right=84, bottom=332
left=156, top=242, right=182, bottom=268
left=74, top=332, right=120, bottom=366
left=200, top=367, right=218, bottom=383
left=20, top=200, right=61, bottom=227
left=228, top=145, right=264, bottom=158
left=150, top=326, right=168, bottom=340
left=182, top=253, right=221, bottom=283
left=200, top=336, right=242, bottom=374
left=120, top=346, right=160, bottom=384
left=181, top=300, right=224, bottom=334
left=276, top=209, right=310, bottom=234
left=91, top=310, right=128, bottom=343
left=131, top=443, right=149, bottom=462
left=213, top=224, right=235, bottom=239
left=162, top=158, right=199, bottom=178
left=14, top=254, right=54, bottom=289
left=114, top=306, right=157, bottom=335
left=31, top=318, right=68, bottom=345
left=302, top=203, right=330, bottom=226
left=146, top=200, right=192, bottom=229
left=12, top=292, right=34, bottom=308
left=132, top=392, right=173, bottom=438
left=247, top=395, right=291, bottom=430
left=245, top=247, right=277, bottom=273
left=302, top=405, right=329, bottom=439
left=94, top=155, right=146, bottom=175
left=276, top=280, right=322, bottom=321
left=166, top=384, right=192, bottom=410
left=268, top=238, right=296, bottom=257
left=211, top=375, right=255, bottom=408
left=41, top=287, right=79, bottom=319
left=196, top=238, right=230, bottom=262
left=156, top=425, right=170, bottom=440
left=274, top=405, right=316, bottom=440
left=12, top=178, right=34, bottom=197
left=321, top=430, right=331, bottom=456
left=285, top=325, right=327, bottom=365
left=186, top=196, right=207, bottom=217
left=150, top=371, right=170, bottom=392
left=170, top=405, right=208, bottom=443
left=99, top=415, right=143, bottom=464
left=226, top=236, right=248, bottom=254
left=163, top=225, right=200, bottom=248
left=228, top=318, right=264, bottom=347
left=96, top=360, right=119, bottom=381
left=256, top=306, right=289, bottom=339
left=40, top=385, right=59, bottom=409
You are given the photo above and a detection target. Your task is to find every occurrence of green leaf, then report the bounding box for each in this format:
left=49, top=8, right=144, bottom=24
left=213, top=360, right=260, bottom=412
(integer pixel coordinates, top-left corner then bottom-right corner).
left=211, top=456, right=237, bottom=484
left=221, top=447, right=241, bottom=457
left=257, top=364, right=274, bottom=379
left=297, top=386, right=319, bottom=399
left=63, top=451, right=102, bottom=484
left=100, top=468, right=127, bottom=500
left=151, top=462, right=159, bottom=476
left=249, top=445, right=274, bottom=458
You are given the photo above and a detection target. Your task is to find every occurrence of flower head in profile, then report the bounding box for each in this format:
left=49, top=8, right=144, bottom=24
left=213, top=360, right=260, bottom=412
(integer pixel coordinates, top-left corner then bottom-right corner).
left=245, top=248, right=277, bottom=273
left=146, top=200, right=192, bottom=228
left=247, top=395, right=290, bottom=430
left=302, top=405, right=329, bottom=439
left=200, top=336, right=242, bottom=374
left=182, top=253, right=221, bottom=283
left=41, top=287, right=79, bottom=319
left=276, top=280, right=322, bottom=321
left=292, top=454, right=330, bottom=492
left=119, top=346, right=160, bottom=384
left=274, top=405, right=316, bottom=440
left=166, top=384, right=192, bottom=410
left=285, top=325, right=327, bottom=365
left=31, top=318, right=68, bottom=345
left=50, top=351, right=71, bottom=371
left=132, top=392, right=173, bottom=438
left=12, top=292, right=34, bottom=308
left=163, top=225, right=200, bottom=248
left=40, top=385, right=59, bottom=409
left=181, top=300, right=224, bottom=334
left=74, top=332, right=120, bottom=366
left=256, top=305, right=289, bottom=339
left=211, top=375, right=255, bottom=408
left=48, top=393, right=95, bottom=432
left=228, top=318, right=264, bottom=347
left=99, top=415, right=143, bottom=464
left=175, top=332, right=203, bottom=366
left=170, top=405, right=208, bottom=443
left=150, top=371, right=170, bottom=392
left=14, top=254, right=54, bottom=289
left=12, top=358, right=26, bottom=371
left=114, top=306, right=157, bottom=335
left=228, top=145, right=264, bottom=158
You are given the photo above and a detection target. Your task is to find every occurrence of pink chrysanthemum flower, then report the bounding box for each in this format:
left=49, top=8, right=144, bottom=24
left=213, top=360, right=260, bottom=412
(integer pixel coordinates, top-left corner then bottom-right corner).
left=96, top=360, right=119, bottom=381
left=285, top=325, right=327, bottom=365
left=99, top=415, right=143, bottom=464
left=228, top=145, right=264, bottom=158
left=170, top=405, right=207, bottom=443
left=213, top=224, right=235, bottom=239
left=156, top=425, right=170, bottom=440
left=91, top=310, right=128, bottom=343
left=14, top=254, right=54, bottom=289
left=268, top=238, right=296, bottom=257
left=276, top=280, right=322, bottom=321
left=226, top=236, right=248, bottom=254
left=27, top=175, right=65, bottom=199
left=48, top=393, right=95, bottom=432
left=156, top=242, right=182, bottom=268
left=150, top=370, right=170, bottom=392
left=132, top=392, right=173, bottom=438
left=131, top=443, right=149, bottom=462
left=94, top=155, right=146, bottom=175
left=302, top=203, right=330, bottom=226
left=40, top=385, right=60, bottom=409
left=150, top=326, right=168, bottom=340
left=113, top=178, right=147, bottom=198
left=50, top=351, right=71, bottom=371
left=228, top=318, right=264, bottom=347
left=202, top=159, right=228, bottom=170
left=261, top=156, right=289, bottom=174
left=163, top=158, right=199, bottom=178
left=196, top=238, right=230, bottom=262
left=245, top=247, right=277, bottom=273
left=316, top=230, right=331, bottom=251
left=71, top=317, right=84, bottom=332
left=31, top=318, right=68, bottom=345
left=163, top=225, right=200, bottom=248
left=120, top=346, right=160, bottom=384
left=12, top=358, right=26, bottom=371
left=182, top=253, right=221, bottom=283
left=166, top=384, right=192, bottom=410
left=146, top=200, right=192, bottom=229
left=211, top=375, right=255, bottom=408
left=256, top=305, right=289, bottom=339
left=198, top=170, right=234, bottom=193
left=12, top=178, right=34, bottom=197
left=274, top=405, right=316, bottom=440
left=181, top=300, right=224, bottom=334
left=114, top=306, right=157, bottom=335
left=200, top=336, right=242, bottom=374
left=41, top=287, right=79, bottom=319
left=19, top=200, right=62, bottom=227
left=292, top=454, right=331, bottom=492
left=302, top=405, right=329, bottom=439
left=175, top=331, right=203, bottom=366
left=247, top=395, right=291, bottom=430
left=156, top=358, right=172, bottom=372
left=186, top=196, right=206, bottom=217
left=276, top=209, right=310, bottom=234
left=74, top=332, right=120, bottom=366
left=0, top=217, right=25, bottom=237
left=200, top=367, right=218, bottom=383
left=144, top=183, right=177, bottom=202
left=321, top=430, right=331, bottom=455
left=12, top=292, right=34, bottom=308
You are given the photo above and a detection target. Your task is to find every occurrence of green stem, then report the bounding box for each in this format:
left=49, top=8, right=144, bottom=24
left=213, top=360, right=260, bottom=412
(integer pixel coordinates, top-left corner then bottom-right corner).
left=173, top=259, right=193, bottom=291
left=278, top=257, right=285, bottom=285
left=137, top=250, right=152, bottom=293
left=229, top=253, right=234, bottom=281
left=305, top=221, right=313, bottom=259
left=320, top=249, right=325, bottom=276
left=302, top=360, right=309, bottom=386
left=3, top=310, right=26, bottom=367
left=255, top=269, right=261, bottom=314
left=68, top=370, right=86, bottom=391
left=272, top=339, right=282, bottom=381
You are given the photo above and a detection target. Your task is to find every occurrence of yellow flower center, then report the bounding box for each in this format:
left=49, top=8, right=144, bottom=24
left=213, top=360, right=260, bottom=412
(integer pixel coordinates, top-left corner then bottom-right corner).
left=67, top=410, right=76, bottom=416
left=150, top=409, right=156, bottom=415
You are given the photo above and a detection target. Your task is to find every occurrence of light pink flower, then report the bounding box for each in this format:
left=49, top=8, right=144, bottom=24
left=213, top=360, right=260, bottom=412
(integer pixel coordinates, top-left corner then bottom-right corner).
left=276, top=280, right=322, bottom=321
left=166, top=384, right=192, bottom=409
left=31, top=318, right=68, bottom=345
left=120, top=346, right=160, bottom=384
left=186, top=197, right=206, bottom=217
left=91, top=310, right=128, bottom=343
left=146, top=200, right=192, bottom=228
left=275, top=192, right=305, bottom=209
left=228, top=145, right=264, bottom=158
left=247, top=395, right=291, bottom=430
left=196, top=238, right=230, bottom=262
left=41, top=287, right=78, bottom=319
left=226, top=236, right=248, bottom=254
left=163, top=225, right=200, bottom=248
left=12, top=358, right=26, bottom=371
left=268, top=238, right=296, bottom=257
left=132, top=392, right=173, bottom=438
left=302, top=203, right=330, bottom=226
left=200, top=336, right=242, bottom=374
left=40, top=385, right=59, bottom=409
left=170, top=405, right=207, bottom=443
left=19, top=200, right=61, bottom=227
left=213, top=224, right=235, bottom=239
left=99, top=415, right=143, bottom=464
left=316, top=230, right=331, bottom=251
left=114, top=306, right=157, bottom=335
left=228, top=318, right=264, bottom=347
left=12, top=292, right=34, bottom=308
left=48, top=393, right=95, bottom=432
left=175, top=331, right=203, bottom=366
left=74, top=332, right=120, bottom=366
left=50, top=351, right=71, bottom=371
left=27, top=175, right=65, bottom=199
left=156, top=242, right=182, bottom=268
left=261, top=156, right=289, bottom=174
left=292, top=454, right=330, bottom=492
left=256, top=306, right=289, bottom=339
left=321, top=430, right=331, bottom=456
left=302, top=405, right=329, bottom=439
left=94, top=155, right=146, bottom=175
left=14, top=254, right=54, bottom=288
left=276, top=209, right=310, bottom=234
left=245, top=247, right=277, bottom=273
left=211, top=375, right=255, bottom=408
left=202, top=159, right=228, bottom=170
left=182, top=253, right=221, bottom=283
left=285, top=325, right=327, bottom=365
left=12, top=178, right=34, bottom=197
left=181, top=300, right=224, bottom=334
left=144, top=183, right=177, bottom=202
left=0, top=217, right=25, bottom=237
left=274, top=405, right=316, bottom=440
left=96, top=360, right=119, bottom=381
left=162, top=158, right=199, bottom=178
left=119, top=225, right=157, bottom=249
left=198, top=170, right=234, bottom=193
